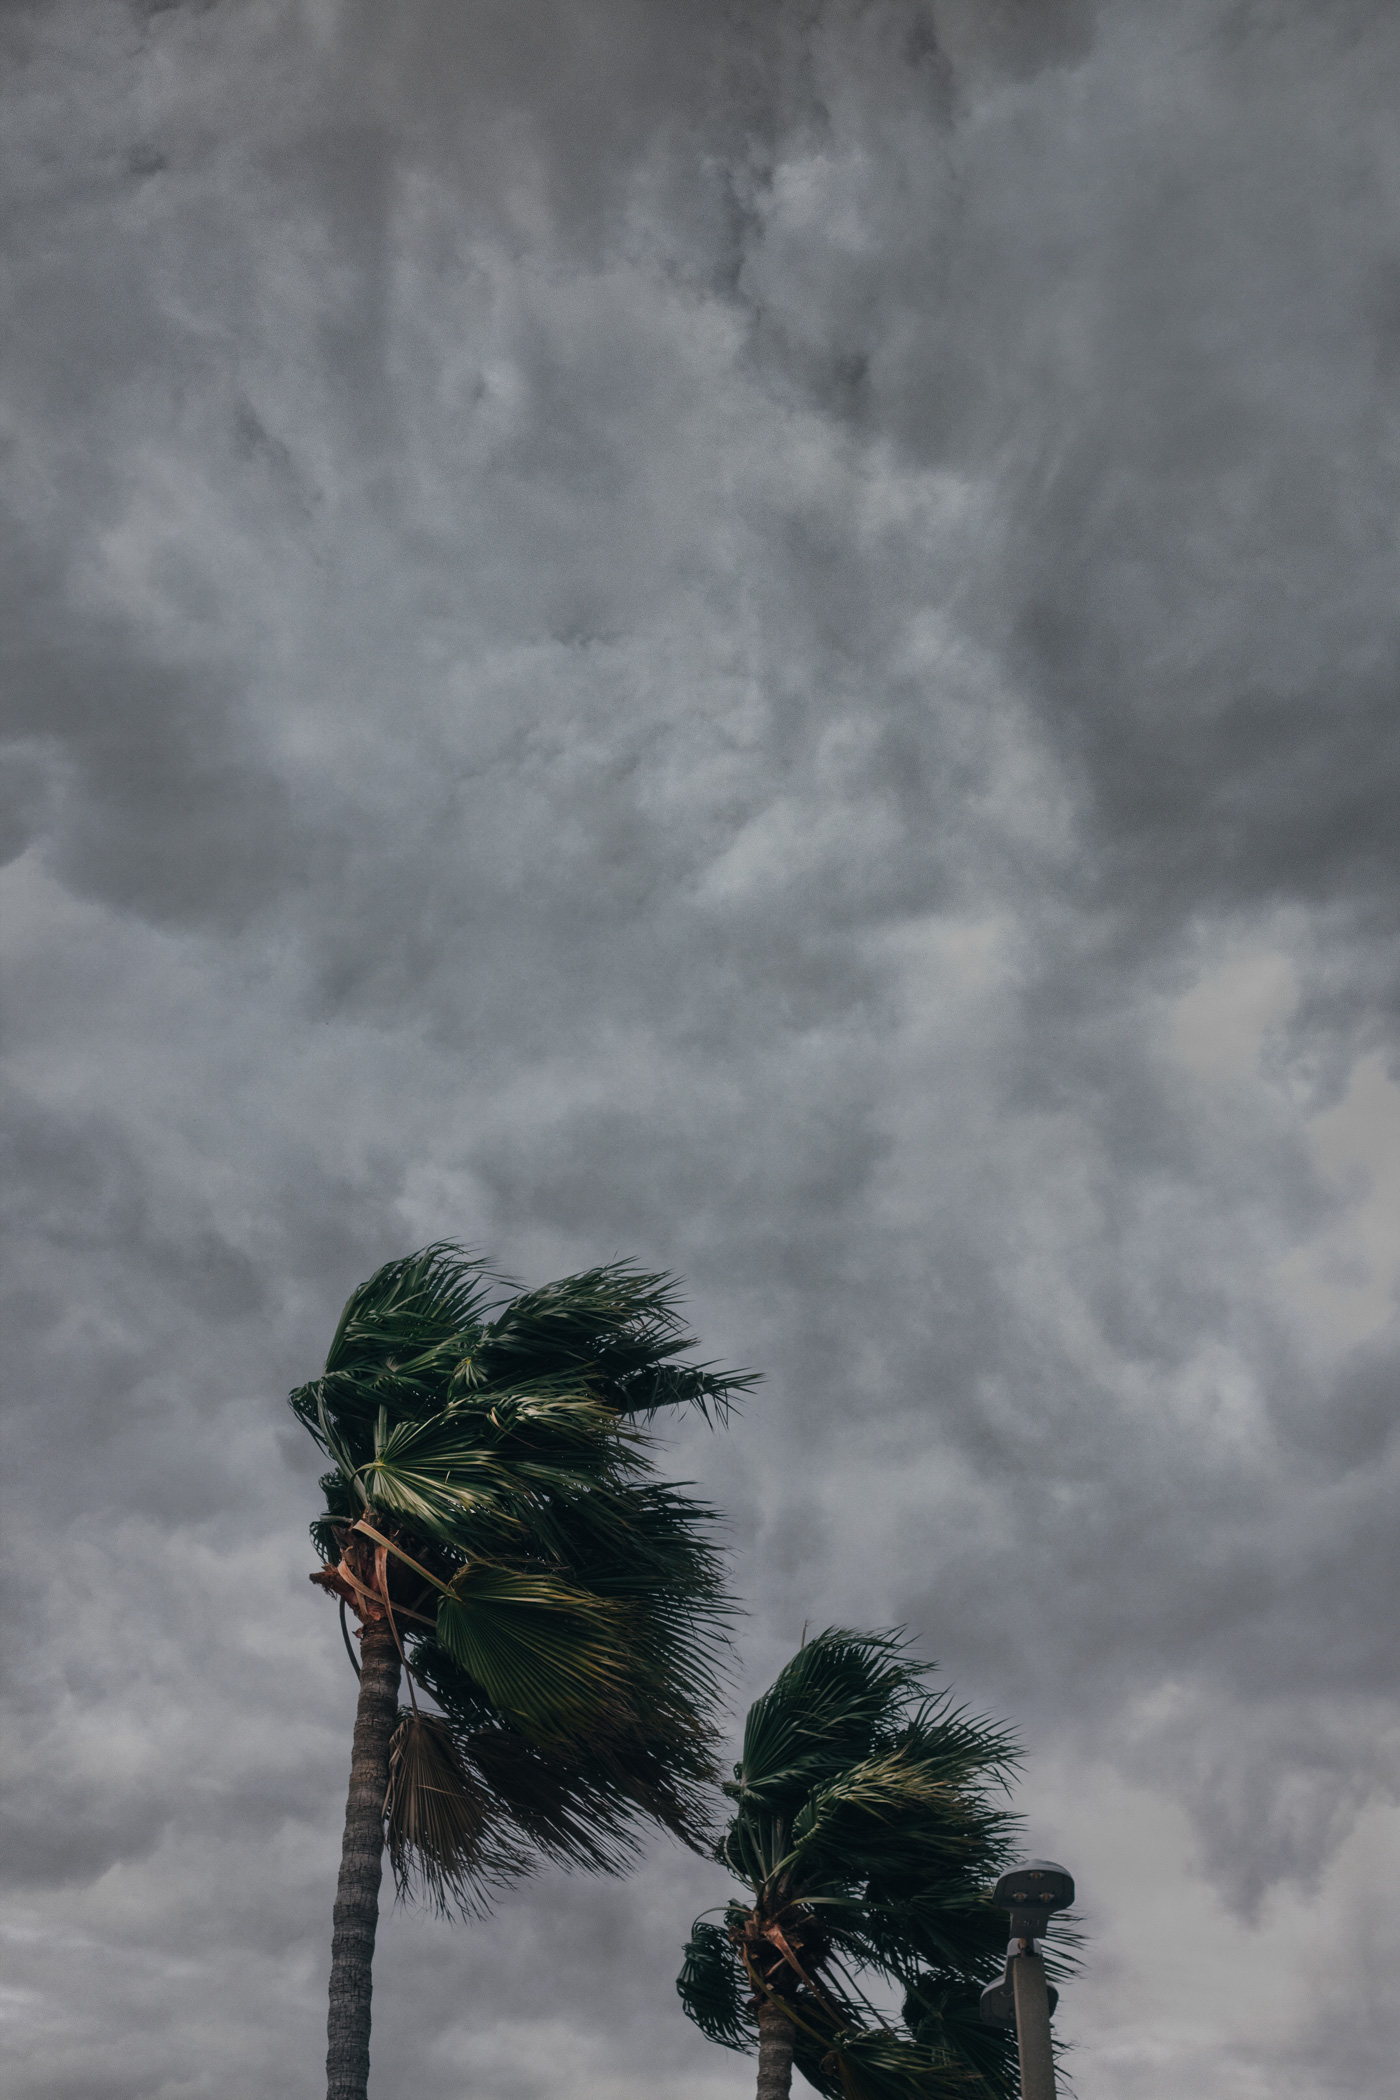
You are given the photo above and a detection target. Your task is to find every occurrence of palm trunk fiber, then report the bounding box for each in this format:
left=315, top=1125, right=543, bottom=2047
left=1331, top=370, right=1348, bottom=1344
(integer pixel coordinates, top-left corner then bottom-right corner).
left=755, top=1997, right=796, bottom=2100
left=326, top=1620, right=401, bottom=2100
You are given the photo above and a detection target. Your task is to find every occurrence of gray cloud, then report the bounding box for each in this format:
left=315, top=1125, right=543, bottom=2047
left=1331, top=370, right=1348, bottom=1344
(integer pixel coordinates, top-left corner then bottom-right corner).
left=3, top=3, right=1397, bottom=2097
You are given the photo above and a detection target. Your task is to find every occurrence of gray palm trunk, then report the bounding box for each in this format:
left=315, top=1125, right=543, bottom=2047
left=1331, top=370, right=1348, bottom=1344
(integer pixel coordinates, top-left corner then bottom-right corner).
left=326, top=1620, right=402, bottom=2100
left=755, top=1997, right=796, bottom=2100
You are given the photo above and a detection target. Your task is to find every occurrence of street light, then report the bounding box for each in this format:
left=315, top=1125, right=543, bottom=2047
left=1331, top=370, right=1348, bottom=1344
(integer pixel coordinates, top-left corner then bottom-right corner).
left=979, top=1859, right=1074, bottom=2100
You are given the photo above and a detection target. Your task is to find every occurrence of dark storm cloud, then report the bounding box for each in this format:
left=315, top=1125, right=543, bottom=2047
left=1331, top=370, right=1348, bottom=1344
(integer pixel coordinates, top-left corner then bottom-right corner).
left=3, top=3, right=1398, bottom=2098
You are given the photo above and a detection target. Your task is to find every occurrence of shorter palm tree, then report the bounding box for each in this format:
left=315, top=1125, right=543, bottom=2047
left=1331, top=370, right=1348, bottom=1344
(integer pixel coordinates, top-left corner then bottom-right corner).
left=678, top=1630, right=1065, bottom=2100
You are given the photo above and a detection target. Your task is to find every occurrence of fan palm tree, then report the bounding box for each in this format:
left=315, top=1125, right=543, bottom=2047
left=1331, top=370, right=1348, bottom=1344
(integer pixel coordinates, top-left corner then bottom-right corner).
left=677, top=1630, right=1063, bottom=2100
left=290, top=1244, right=755, bottom=2100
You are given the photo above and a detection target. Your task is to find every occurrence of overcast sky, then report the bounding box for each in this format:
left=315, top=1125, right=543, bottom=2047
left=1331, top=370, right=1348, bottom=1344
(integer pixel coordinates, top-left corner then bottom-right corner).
left=2, top=3, right=1398, bottom=2097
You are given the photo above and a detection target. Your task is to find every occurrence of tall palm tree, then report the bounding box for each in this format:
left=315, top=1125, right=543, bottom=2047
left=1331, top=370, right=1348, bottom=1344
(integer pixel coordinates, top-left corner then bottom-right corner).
left=290, top=1244, right=755, bottom=2100
left=677, top=1630, right=1060, bottom=2100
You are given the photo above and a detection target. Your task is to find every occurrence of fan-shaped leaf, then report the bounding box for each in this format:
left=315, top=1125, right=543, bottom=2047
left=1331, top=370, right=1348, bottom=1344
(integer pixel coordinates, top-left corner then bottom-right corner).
left=433, top=1564, right=636, bottom=1735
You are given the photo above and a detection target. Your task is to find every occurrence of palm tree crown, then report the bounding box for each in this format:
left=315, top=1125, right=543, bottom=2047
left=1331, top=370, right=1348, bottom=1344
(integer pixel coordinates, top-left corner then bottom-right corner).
left=294, top=1243, right=757, bottom=1901
left=678, top=1630, right=1057, bottom=2100
left=293, top=1244, right=756, bottom=2100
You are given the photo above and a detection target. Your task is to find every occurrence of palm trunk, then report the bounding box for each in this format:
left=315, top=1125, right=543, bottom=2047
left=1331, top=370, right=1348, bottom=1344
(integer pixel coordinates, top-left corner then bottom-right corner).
left=755, top=1996, right=796, bottom=2100
left=326, top=1620, right=401, bottom=2100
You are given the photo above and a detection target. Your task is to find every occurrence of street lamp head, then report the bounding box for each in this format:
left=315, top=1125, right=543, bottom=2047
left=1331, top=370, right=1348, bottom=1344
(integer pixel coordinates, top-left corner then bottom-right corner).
left=992, top=1859, right=1074, bottom=1939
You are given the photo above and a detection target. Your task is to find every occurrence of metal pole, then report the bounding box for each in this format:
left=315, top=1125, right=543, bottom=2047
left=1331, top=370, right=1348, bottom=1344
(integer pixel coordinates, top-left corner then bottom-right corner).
left=1010, top=1943, right=1056, bottom=2100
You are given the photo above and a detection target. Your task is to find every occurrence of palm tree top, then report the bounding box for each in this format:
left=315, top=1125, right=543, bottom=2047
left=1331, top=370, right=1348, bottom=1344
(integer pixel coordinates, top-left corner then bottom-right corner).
left=724, top=1628, right=1007, bottom=1804
left=679, top=1629, right=1060, bottom=2100
left=293, top=1243, right=759, bottom=1919
left=293, top=1242, right=757, bottom=1446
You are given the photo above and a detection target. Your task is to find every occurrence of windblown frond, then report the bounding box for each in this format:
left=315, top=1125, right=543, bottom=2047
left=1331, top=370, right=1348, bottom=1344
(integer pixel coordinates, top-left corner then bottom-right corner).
left=384, top=1712, right=528, bottom=1917
left=473, top=1263, right=759, bottom=1422
left=290, top=1246, right=756, bottom=1455
left=900, top=1976, right=1022, bottom=2100
left=727, top=1630, right=934, bottom=1810
left=787, top=1744, right=1017, bottom=1887
left=406, top=1629, right=718, bottom=1863
left=432, top=1563, right=637, bottom=1733
left=792, top=2014, right=983, bottom=2100
left=677, top=1920, right=752, bottom=2051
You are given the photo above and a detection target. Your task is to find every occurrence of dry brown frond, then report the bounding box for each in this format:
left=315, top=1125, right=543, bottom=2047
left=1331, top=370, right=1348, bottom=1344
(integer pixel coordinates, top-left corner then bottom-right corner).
left=384, top=1713, right=531, bottom=1917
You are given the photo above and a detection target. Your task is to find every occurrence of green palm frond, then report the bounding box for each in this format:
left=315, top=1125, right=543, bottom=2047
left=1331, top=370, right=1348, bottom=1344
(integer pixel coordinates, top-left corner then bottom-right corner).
left=348, top=1395, right=639, bottom=1549
left=895, top=1700, right=1020, bottom=1788
left=405, top=1636, right=714, bottom=1862
left=291, top=1248, right=756, bottom=1462
left=792, top=2015, right=982, bottom=2100
left=432, top=1562, right=639, bottom=1734
left=458, top=1260, right=756, bottom=1421
left=793, top=1745, right=964, bottom=1838
left=727, top=1630, right=934, bottom=1810
left=856, top=1884, right=1017, bottom=1977
left=323, top=1244, right=500, bottom=1388
left=476, top=1263, right=680, bottom=1367
left=831, top=1891, right=1007, bottom=1995
left=677, top=1920, right=752, bottom=2051
left=787, top=1747, right=1016, bottom=1887
left=474, top=1718, right=711, bottom=1860
left=463, top=1731, right=647, bottom=1870
left=901, top=1976, right=1022, bottom=2100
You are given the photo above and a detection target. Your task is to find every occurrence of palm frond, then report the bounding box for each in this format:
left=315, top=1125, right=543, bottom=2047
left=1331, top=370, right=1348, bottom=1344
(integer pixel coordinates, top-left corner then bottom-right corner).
left=469, top=1719, right=715, bottom=1863
left=609, top=1358, right=763, bottom=1423
left=433, top=1563, right=638, bottom=1735
left=838, top=1889, right=1013, bottom=1993
left=901, top=1939, right=1080, bottom=2100
left=331, top=1243, right=499, bottom=1350
left=384, top=1712, right=530, bottom=1918
left=544, top=1482, right=734, bottom=1724
left=793, top=2015, right=985, bottom=2100
left=677, top=1920, right=752, bottom=2051
left=786, top=1747, right=1017, bottom=1888
left=728, top=1630, right=934, bottom=1811
left=349, top=1398, right=637, bottom=1549
left=475, top=1263, right=758, bottom=1422
left=291, top=1249, right=756, bottom=1467
left=901, top=1976, right=1020, bottom=2100
left=893, top=1699, right=1021, bottom=1797
left=316, top=1246, right=500, bottom=1410
left=407, top=1631, right=714, bottom=1863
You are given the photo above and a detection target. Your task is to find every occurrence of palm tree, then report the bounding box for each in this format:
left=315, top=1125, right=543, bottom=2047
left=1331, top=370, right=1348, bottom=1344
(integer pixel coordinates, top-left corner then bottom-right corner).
left=290, top=1243, right=755, bottom=2100
left=677, top=1630, right=1059, bottom=2100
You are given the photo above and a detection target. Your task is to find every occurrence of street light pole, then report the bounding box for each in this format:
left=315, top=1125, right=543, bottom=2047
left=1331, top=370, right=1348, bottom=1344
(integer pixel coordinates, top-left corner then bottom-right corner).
left=980, top=1859, right=1074, bottom=2100
left=1009, top=1937, right=1057, bottom=2100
